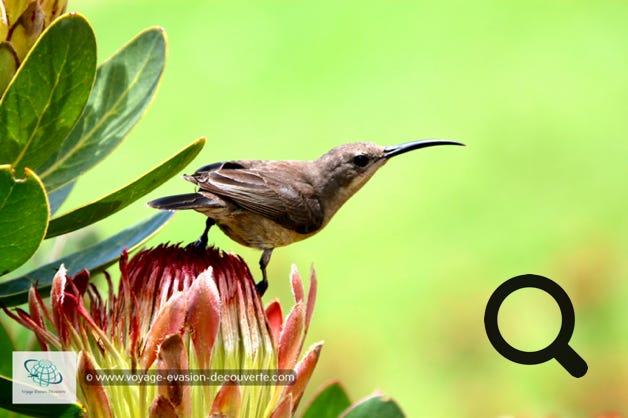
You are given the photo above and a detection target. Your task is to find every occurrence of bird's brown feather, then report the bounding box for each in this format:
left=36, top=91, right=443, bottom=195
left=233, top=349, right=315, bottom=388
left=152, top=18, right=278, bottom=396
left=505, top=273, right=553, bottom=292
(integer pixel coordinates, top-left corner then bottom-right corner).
left=188, top=161, right=324, bottom=234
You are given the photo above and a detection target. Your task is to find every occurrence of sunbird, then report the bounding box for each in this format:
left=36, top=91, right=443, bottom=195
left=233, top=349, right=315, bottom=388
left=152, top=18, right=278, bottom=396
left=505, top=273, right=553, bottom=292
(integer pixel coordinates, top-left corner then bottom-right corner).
left=148, top=139, right=463, bottom=294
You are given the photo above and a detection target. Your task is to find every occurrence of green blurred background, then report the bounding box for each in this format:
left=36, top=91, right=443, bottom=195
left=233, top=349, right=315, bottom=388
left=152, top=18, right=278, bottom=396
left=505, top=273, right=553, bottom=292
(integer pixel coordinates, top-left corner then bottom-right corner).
left=37, top=0, right=628, bottom=416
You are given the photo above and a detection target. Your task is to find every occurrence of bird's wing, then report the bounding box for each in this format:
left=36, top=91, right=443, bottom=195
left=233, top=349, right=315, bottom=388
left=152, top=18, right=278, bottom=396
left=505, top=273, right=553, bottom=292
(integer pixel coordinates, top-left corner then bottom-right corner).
left=189, top=162, right=323, bottom=234
left=147, top=193, right=225, bottom=210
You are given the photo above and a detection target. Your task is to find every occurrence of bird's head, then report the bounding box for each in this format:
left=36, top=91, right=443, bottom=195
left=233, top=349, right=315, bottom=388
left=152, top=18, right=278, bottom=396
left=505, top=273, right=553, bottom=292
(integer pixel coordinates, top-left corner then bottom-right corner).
left=315, top=139, right=464, bottom=204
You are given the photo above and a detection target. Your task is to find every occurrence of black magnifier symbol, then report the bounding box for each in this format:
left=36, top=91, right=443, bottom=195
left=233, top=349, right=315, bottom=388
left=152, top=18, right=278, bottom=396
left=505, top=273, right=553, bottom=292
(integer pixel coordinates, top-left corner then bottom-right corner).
left=484, top=274, right=588, bottom=378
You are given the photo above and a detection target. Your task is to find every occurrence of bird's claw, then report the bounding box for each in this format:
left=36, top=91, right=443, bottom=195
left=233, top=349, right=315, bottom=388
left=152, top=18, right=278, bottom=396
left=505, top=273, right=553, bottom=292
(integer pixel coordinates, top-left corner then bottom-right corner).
left=194, top=234, right=208, bottom=249
left=193, top=217, right=214, bottom=249
left=255, top=279, right=268, bottom=296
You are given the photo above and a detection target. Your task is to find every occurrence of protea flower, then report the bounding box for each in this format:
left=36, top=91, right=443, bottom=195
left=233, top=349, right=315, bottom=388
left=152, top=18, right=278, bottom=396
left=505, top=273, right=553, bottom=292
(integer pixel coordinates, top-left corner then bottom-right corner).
left=0, top=0, right=67, bottom=94
left=7, top=244, right=321, bottom=417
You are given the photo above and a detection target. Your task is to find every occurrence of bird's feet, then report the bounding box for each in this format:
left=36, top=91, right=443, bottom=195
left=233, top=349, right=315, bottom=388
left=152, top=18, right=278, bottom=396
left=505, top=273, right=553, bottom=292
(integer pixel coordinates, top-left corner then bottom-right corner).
left=256, top=249, right=273, bottom=297
left=194, top=234, right=208, bottom=249
left=194, top=218, right=215, bottom=249
left=255, top=279, right=268, bottom=296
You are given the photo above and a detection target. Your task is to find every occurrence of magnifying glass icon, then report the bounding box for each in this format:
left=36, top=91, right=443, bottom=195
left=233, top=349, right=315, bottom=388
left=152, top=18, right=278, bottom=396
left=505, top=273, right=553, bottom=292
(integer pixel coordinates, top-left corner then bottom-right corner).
left=484, top=274, right=588, bottom=378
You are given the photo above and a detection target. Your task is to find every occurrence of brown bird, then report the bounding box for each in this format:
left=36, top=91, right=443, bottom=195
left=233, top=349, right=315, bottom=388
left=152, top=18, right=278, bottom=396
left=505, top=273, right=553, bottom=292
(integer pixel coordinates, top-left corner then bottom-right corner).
left=148, top=139, right=463, bottom=294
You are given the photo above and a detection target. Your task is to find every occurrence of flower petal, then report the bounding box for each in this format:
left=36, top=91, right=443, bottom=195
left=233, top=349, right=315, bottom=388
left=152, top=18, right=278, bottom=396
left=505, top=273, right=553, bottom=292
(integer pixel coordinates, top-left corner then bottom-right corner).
left=290, top=265, right=304, bottom=304
left=269, top=394, right=292, bottom=418
left=210, top=382, right=241, bottom=417
left=218, top=258, right=274, bottom=369
left=50, top=264, right=67, bottom=331
left=236, top=273, right=262, bottom=364
left=40, top=0, right=68, bottom=26
left=1, top=306, right=60, bottom=350
left=156, top=334, right=190, bottom=417
left=29, top=284, right=53, bottom=324
left=278, top=302, right=305, bottom=370
left=265, top=299, right=283, bottom=346
left=305, top=265, right=318, bottom=331
left=284, top=341, right=323, bottom=414
left=78, top=351, right=113, bottom=418
left=56, top=292, right=79, bottom=348
left=186, top=268, right=221, bottom=370
left=141, top=292, right=187, bottom=369
left=149, top=395, right=177, bottom=418
left=71, top=269, right=90, bottom=296
left=9, top=1, right=44, bottom=60
left=27, top=287, right=49, bottom=350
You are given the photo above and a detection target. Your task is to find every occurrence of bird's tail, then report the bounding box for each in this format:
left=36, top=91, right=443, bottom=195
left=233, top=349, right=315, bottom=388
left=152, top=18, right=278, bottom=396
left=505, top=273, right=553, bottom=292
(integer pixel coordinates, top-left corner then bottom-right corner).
left=147, top=193, right=218, bottom=210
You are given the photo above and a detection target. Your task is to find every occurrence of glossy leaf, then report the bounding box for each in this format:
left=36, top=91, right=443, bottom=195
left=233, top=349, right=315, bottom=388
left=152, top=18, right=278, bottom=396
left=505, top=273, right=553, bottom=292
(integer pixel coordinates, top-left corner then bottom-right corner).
left=0, top=211, right=173, bottom=307
left=0, top=14, right=96, bottom=177
left=0, top=323, right=13, bottom=376
left=0, top=166, right=48, bottom=276
left=39, top=27, right=167, bottom=192
left=340, top=395, right=405, bottom=418
left=46, top=138, right=204, bottom=238
left=302, top=382, right=351, bottom=418
left=0, top=376, right=83, bottom=417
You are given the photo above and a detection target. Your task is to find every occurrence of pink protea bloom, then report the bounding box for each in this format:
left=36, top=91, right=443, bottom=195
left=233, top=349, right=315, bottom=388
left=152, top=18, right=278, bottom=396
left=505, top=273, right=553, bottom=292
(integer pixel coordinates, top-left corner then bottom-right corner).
left=8, top=244, right=321, bottom=417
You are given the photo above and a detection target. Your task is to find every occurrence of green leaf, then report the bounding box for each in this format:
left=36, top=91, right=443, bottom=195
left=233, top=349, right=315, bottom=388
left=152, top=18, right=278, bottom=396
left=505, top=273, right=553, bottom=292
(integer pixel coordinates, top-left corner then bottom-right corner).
left=340, top=395, right=405, bottom=418
left=0, top=14, right=96, bottom=177
left=46, top=138, right=204, bottom=238
left=0, top=211, right=173, bottom=307
left=39, top=27, right=167, bottom=192
left=0, top=376, right=83, bottom=417
left=0, top=323, right=14, bottom=376
left=302, top=381, right=351, bottom=418
left=0, top=166, right=48, bottom=276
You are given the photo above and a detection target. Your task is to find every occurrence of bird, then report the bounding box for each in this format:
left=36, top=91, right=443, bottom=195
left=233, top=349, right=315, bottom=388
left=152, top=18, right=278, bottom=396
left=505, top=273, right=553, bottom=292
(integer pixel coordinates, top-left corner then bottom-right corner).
left=147, top=139, right=464, bottom=295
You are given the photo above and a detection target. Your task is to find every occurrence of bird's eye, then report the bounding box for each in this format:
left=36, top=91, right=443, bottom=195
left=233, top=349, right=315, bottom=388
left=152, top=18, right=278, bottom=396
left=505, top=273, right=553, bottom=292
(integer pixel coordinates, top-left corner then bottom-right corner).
left=353, top=154, right=369, bottom=167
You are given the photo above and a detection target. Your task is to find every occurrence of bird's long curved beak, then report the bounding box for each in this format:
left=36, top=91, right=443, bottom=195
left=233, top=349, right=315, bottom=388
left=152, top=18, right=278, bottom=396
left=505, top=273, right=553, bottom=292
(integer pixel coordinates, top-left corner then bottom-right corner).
left=383, top=139, right=464, bottom=159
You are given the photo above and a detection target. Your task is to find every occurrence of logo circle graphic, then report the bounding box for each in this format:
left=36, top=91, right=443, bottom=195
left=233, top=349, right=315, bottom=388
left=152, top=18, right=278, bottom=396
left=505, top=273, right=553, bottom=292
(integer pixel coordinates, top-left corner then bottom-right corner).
left=24, top=359, right=64, bottom=387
